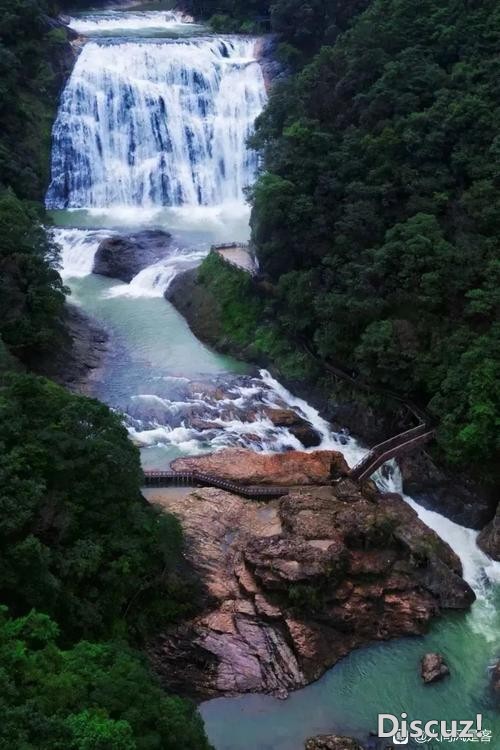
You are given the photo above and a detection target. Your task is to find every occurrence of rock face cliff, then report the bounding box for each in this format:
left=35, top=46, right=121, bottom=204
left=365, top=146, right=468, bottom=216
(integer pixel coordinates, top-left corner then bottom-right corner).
left=147, top=462, right=474, bottom=699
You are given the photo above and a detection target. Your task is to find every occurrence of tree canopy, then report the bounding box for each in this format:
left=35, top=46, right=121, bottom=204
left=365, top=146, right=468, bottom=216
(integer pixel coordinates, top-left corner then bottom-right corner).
left=0, top=374, right=197, bottom=642
left=0, top=606, right=211, bottom=750
left=248, top=0, right=500, bottom=483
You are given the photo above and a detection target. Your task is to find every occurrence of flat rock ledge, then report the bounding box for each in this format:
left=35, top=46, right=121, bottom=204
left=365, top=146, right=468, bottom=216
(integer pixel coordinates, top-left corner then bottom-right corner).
left=171, top=447, right=350, bottom=485
left=147, top=474, right=474, bottom=700
left=305, top=736, right=363, bottom=750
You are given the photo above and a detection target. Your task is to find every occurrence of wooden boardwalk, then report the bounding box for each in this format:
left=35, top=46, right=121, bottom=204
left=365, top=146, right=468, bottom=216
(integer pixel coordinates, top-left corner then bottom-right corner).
left=143, top=425, right=435, bottom=493
left=143, top=470, right=289, bottom=498
left=349, top=424, right=435, bottom=482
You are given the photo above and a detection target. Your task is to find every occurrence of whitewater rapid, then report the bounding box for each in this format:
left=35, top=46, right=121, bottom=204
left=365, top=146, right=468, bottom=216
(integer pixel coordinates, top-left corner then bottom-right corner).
left=67, top=9, right=198, bottom=36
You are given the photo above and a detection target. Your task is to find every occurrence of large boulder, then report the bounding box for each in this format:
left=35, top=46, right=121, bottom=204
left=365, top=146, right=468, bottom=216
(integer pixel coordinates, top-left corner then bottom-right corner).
left=147, top=481, right=474, bottom=700
left=263, top=407, right=321, bottom=448
left=421, top=652, right=450, bottom=683
left=399, top=452, right=497, bottom=530
left=93, top=230, right=172, bottom=282
left=171, top=447, right=349, bottom=485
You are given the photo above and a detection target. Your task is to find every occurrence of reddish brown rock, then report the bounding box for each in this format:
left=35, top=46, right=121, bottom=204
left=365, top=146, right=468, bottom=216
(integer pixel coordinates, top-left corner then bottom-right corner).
left=147, top=480, right=474, bottom=700
left=171, top=447, right=349, bottom=485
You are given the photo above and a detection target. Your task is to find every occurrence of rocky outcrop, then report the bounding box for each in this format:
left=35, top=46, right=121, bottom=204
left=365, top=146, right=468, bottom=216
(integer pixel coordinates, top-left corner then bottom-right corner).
left=421, top=652, right=450, bottom=683
left=254, top=36, right=287, bottom=92
left=148, top=480, right=474, bottom=699
left=32, top=304, right=108, bottom=395
left=399, top=452, right=497, bottom=530
left=264, top=407, right=321, bottom=447
left=477, top=508, right=500, bottom=561
left=93, top=230, right=172, bottom=282
left=171, top=447, right=349, bottom=485
left=166, top=267, right=231, bottom=352
left=305, top=736, right=363, bottom=750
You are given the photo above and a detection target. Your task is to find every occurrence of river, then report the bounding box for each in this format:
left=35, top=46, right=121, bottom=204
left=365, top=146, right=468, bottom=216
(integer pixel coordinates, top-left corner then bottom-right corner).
left=48, top=6, right=500, bottom=748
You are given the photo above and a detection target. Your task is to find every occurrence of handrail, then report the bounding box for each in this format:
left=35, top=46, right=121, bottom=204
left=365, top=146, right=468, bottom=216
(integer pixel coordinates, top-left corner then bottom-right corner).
left=351, top=430, right=435, bottom=482
left=361, top=423, right=429, bottom=458
left=142, top=469, right=289, bottom=498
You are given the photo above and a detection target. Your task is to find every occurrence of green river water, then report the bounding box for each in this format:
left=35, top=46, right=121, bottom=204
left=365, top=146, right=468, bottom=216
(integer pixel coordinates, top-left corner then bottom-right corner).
left=50, top=7, right=500, bottom=748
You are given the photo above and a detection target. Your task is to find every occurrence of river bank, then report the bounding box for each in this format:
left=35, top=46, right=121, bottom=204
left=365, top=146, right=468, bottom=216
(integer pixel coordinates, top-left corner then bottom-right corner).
left=43, top=6, right=500, bottom=749
left=145, top=456, right=474, bottom=701
left=34, top=303, right=109, bottom=394
left=166, top=260, right=498, bottom=537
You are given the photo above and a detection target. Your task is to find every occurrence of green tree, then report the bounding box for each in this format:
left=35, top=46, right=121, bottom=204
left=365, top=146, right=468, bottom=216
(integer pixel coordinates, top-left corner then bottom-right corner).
left=0, top=374, right=196, bottom=641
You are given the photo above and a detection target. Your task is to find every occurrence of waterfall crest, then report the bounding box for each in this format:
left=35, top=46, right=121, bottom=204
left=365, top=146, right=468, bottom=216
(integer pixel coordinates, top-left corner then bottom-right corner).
left=46, top=38, right=267, bottom=210
left=67, top=10, right=194, bottom=35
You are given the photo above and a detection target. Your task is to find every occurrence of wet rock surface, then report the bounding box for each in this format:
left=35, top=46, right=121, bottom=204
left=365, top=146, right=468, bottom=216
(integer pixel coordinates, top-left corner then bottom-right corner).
left=169, top=263, right=497, bottom=533
left=399, top=452, right=497, bottom=531
left=305, top=736, right=363, bottom=750
left=33, top=303, right=108, bottom=394
left=125, top=374, right=334, bottom=453
left=93, top=229, right=172, bottom=282
left=171, top=447, right=349, bottom=485
left=421, top=652, right=450, bottom=683
left=477, top=507, right=500, bottom=561
left=148, top=478, right=474, bottom=699
left=255, top=35, right=288, bottom=91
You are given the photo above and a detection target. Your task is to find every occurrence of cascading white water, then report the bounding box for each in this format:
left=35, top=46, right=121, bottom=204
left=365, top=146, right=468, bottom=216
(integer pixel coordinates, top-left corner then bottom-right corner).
left=46, top=38, right=267, bottom=210
left=68, top=10, right=195, bottom=36
left=52, top=227, right=111, bottom=278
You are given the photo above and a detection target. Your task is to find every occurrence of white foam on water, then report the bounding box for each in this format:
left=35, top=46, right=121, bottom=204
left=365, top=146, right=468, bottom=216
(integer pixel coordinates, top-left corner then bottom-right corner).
left=377, top=461, right=500, bottom=641
left=68, top=10, right=197, bottom=35
left=259, top=369, right=366, bottom=464
left=52, top=227, right=108, bottom=278
left=46, top=38, right=267, bottom=210
left=129, top=424, right=208, bottom=454
left=106, top=247, right=207, bottom=297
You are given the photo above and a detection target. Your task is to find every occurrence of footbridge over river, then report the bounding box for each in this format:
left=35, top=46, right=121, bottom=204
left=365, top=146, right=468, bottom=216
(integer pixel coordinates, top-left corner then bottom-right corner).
left=142, top=425, right=434, bottom=493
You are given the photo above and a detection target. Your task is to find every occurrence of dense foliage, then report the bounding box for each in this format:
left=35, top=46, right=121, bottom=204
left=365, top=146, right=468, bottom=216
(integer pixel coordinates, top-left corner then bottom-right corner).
left=197, top=252, right=315, bottom=377
left=183, top=0, right=368, bottom=48
left=0, top=373, right=210, bottom=748
left=0, top=0, right=72, bottom=364
left=246, top=0, right=500, bottom=482
left=0, top=374, right=196, bottom=642
left=0, top=607, right=211, bottom=750
left=0, top=0, right=68, bottom=200
left=0, top=4, right=212, bottom=748
left=0, top=190, right=66, bottom=361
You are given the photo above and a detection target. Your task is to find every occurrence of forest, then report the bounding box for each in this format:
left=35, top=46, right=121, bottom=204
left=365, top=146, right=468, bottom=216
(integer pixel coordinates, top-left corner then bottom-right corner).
left=1, top=0, right=499, bottom=744
left=194, top=0, right=500, bottom=486
left=248, top=0, right=500, bottom=484
left=0, top=2, right=211, bottom=747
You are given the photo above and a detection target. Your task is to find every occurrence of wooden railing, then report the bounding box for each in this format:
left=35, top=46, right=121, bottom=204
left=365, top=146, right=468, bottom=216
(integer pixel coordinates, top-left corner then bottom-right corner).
left=143, top=470, right=289, bottom=498
left=350, top=427, right=435, bottom=482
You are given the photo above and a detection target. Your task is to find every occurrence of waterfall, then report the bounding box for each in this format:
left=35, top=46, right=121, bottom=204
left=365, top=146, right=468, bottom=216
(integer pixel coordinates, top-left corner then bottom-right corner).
left=67, top=10, right=195, bottom=36
left=46, top=38, right=267, bottom=210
